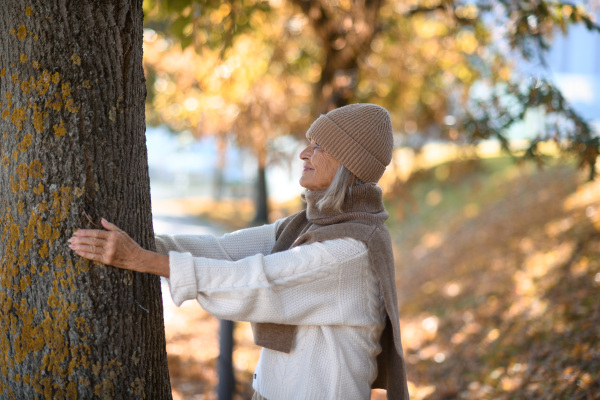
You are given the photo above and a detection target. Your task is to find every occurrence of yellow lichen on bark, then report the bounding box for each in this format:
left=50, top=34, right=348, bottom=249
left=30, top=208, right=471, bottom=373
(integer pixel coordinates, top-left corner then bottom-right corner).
left=65, top=99, right=79, bottom=113
left=45, top=92, right=62, bottom=112
left=20, top=54, right=27, bottom=64
left=29, top=160, right=43, bottom=178
left=17, top=134, right=33, bottom=152
left=20, top=80, right=30, bottom=94
left=33, top=182, right=44, bottom=195
left=16, top=25, right=27, bottom=40
left=38, top=243, right=49, bottom=258
left=17, top=201, right=25, bottom=215
left=25, top=6, right=33, bottom=16
left=50, top=187, right=73, bottom=226
left=53, top=120, right=66, bottom=137
left=10, top=107, right=27, bottom=131
left=32, top=106, right=45, bottom=133
left=70, top=54, right=81, bottom=66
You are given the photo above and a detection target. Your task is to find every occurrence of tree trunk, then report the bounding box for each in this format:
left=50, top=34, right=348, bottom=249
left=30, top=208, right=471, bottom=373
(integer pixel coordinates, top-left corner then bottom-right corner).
left=0, top=1, right=172, bottom=399
left=253, top=163, right=269, bottom=225
left=217, top=320, right=235, bottom=400
left=292, top=0, right=383, bottom=113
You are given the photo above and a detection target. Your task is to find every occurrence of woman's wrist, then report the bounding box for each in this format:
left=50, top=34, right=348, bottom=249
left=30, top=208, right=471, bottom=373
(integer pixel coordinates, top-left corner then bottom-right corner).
left=139, top=249, right=170, bottom=278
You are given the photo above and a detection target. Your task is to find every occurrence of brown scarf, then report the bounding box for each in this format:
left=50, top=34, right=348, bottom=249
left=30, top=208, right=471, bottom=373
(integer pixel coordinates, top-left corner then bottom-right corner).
left=251, top=184, right=409, bottom=400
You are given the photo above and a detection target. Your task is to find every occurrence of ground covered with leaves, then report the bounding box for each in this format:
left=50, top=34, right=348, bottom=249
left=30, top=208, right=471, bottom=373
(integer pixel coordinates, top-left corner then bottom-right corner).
left=390, top=158, right=600, bottom=399
left=162, top=156, right=600, bottom=399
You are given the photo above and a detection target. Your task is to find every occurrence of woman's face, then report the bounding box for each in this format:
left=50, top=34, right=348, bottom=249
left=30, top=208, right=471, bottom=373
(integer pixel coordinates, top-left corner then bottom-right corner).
left=299, top=140, right=340, bottom=190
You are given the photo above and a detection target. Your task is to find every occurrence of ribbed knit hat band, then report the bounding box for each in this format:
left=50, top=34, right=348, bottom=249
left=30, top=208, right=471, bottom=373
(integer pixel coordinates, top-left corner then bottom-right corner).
left=306, top=104, right=394, bottom=183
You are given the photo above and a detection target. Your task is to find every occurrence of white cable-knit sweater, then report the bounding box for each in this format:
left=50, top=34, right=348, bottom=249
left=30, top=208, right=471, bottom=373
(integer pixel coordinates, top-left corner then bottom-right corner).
left=155, top=220, right=386, bottom=400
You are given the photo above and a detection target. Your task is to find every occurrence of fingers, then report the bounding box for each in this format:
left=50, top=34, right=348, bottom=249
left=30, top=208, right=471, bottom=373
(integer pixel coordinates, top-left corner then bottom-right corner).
left=101, top=218, right=125, bottom=233
left=70, top=235, right=107, bottom=247
left=73, top=249, right=106, bottom=264
left=74, top=228, right=109, bottom=239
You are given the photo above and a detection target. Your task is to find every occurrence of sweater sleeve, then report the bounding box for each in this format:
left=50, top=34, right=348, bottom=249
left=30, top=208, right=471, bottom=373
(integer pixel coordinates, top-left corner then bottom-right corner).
left=167, top=238, right=381, bottom=327
left=155, top=219, right=284, bottom=261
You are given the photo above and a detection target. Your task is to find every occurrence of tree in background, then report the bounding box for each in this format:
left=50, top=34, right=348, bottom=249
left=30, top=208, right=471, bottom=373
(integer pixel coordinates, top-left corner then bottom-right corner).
left=143, top=0, right=600, bottom=219
left=0, top=1, right=171, bottom=398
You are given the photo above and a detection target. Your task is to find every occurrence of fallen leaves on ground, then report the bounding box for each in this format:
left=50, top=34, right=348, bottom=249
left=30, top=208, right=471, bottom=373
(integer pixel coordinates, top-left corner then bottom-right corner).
left=393, top=162, right=600, bottom=399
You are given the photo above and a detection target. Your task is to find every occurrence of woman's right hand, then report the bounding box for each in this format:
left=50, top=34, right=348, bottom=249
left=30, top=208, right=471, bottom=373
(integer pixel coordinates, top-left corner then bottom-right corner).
left=69, top=218, right=170, bottom=277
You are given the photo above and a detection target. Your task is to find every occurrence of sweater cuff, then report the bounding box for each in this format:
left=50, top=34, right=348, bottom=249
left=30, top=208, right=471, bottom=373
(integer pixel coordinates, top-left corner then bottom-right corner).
left=167, top=251, right=198, bottom=306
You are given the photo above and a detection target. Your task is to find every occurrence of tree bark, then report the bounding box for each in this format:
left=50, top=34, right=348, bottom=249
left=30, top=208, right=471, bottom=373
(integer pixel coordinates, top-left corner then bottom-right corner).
left=0, top=1, right=172, bottom=399
left=217, top=319, right=235, bottom=400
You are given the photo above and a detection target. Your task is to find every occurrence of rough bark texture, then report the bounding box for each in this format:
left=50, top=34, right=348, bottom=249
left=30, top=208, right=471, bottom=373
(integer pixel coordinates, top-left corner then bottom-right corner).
left=0, top=1, right=172, bottom=399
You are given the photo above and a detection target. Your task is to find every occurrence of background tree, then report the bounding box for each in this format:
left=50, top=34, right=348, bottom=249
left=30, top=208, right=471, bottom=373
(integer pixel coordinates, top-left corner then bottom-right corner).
left=144, top=0, right=599, bottom=178
left=0, top=1, right=171, bottom=398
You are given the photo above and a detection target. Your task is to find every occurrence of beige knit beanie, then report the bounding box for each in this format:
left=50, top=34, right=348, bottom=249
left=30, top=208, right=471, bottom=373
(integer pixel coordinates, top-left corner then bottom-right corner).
left=306, top=103, right=394, bottom=183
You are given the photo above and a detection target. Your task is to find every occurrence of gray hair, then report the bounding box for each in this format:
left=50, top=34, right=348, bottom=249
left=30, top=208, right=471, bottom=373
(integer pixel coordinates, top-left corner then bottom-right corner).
left=316, top=165, right=364, bottom=212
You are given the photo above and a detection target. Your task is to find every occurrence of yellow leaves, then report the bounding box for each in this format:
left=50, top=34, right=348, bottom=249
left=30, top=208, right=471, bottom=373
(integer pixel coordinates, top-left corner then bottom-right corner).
left=457, top=30, right=479, bottom=54
left=414, top=17, right=448, bottom=39
left=455, top=4, right=479, bottom=20
left=209, top=4, right=232, bottom=24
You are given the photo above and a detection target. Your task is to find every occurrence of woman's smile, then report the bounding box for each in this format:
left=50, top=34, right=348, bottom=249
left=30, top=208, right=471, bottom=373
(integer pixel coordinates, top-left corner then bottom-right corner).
left=299, top=141, right=339, bottom=190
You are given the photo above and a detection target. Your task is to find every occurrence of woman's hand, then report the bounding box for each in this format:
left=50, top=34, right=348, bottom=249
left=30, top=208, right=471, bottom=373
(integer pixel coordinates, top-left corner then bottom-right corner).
left=69, top=218, right=169, bottom=277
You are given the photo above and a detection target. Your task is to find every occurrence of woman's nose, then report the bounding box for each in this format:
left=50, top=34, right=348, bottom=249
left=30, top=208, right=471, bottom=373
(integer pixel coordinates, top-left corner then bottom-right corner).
left=299, top=145, right=311, bottom=160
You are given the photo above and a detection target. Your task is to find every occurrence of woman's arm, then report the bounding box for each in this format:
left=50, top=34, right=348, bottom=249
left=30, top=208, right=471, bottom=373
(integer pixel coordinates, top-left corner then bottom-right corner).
left=70, top=218, right=284, bottom=277
left=155, top=220, right=282, bottom=261
left=166, top=238, right=383, bottom=327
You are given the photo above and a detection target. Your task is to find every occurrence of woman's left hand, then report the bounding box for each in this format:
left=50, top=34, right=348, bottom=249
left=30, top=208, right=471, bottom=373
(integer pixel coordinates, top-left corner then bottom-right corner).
left=69, top=218, right=146, bottom=273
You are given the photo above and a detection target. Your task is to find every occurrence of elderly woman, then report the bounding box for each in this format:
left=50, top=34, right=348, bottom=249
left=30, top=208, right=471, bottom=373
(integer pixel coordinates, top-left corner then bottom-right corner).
left=69, top=104, right=409, bottom=400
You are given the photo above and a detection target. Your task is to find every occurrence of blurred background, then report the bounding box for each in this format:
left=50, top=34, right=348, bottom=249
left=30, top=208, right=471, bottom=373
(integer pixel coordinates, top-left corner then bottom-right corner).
left=142, top=1, right=600, bottom=399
